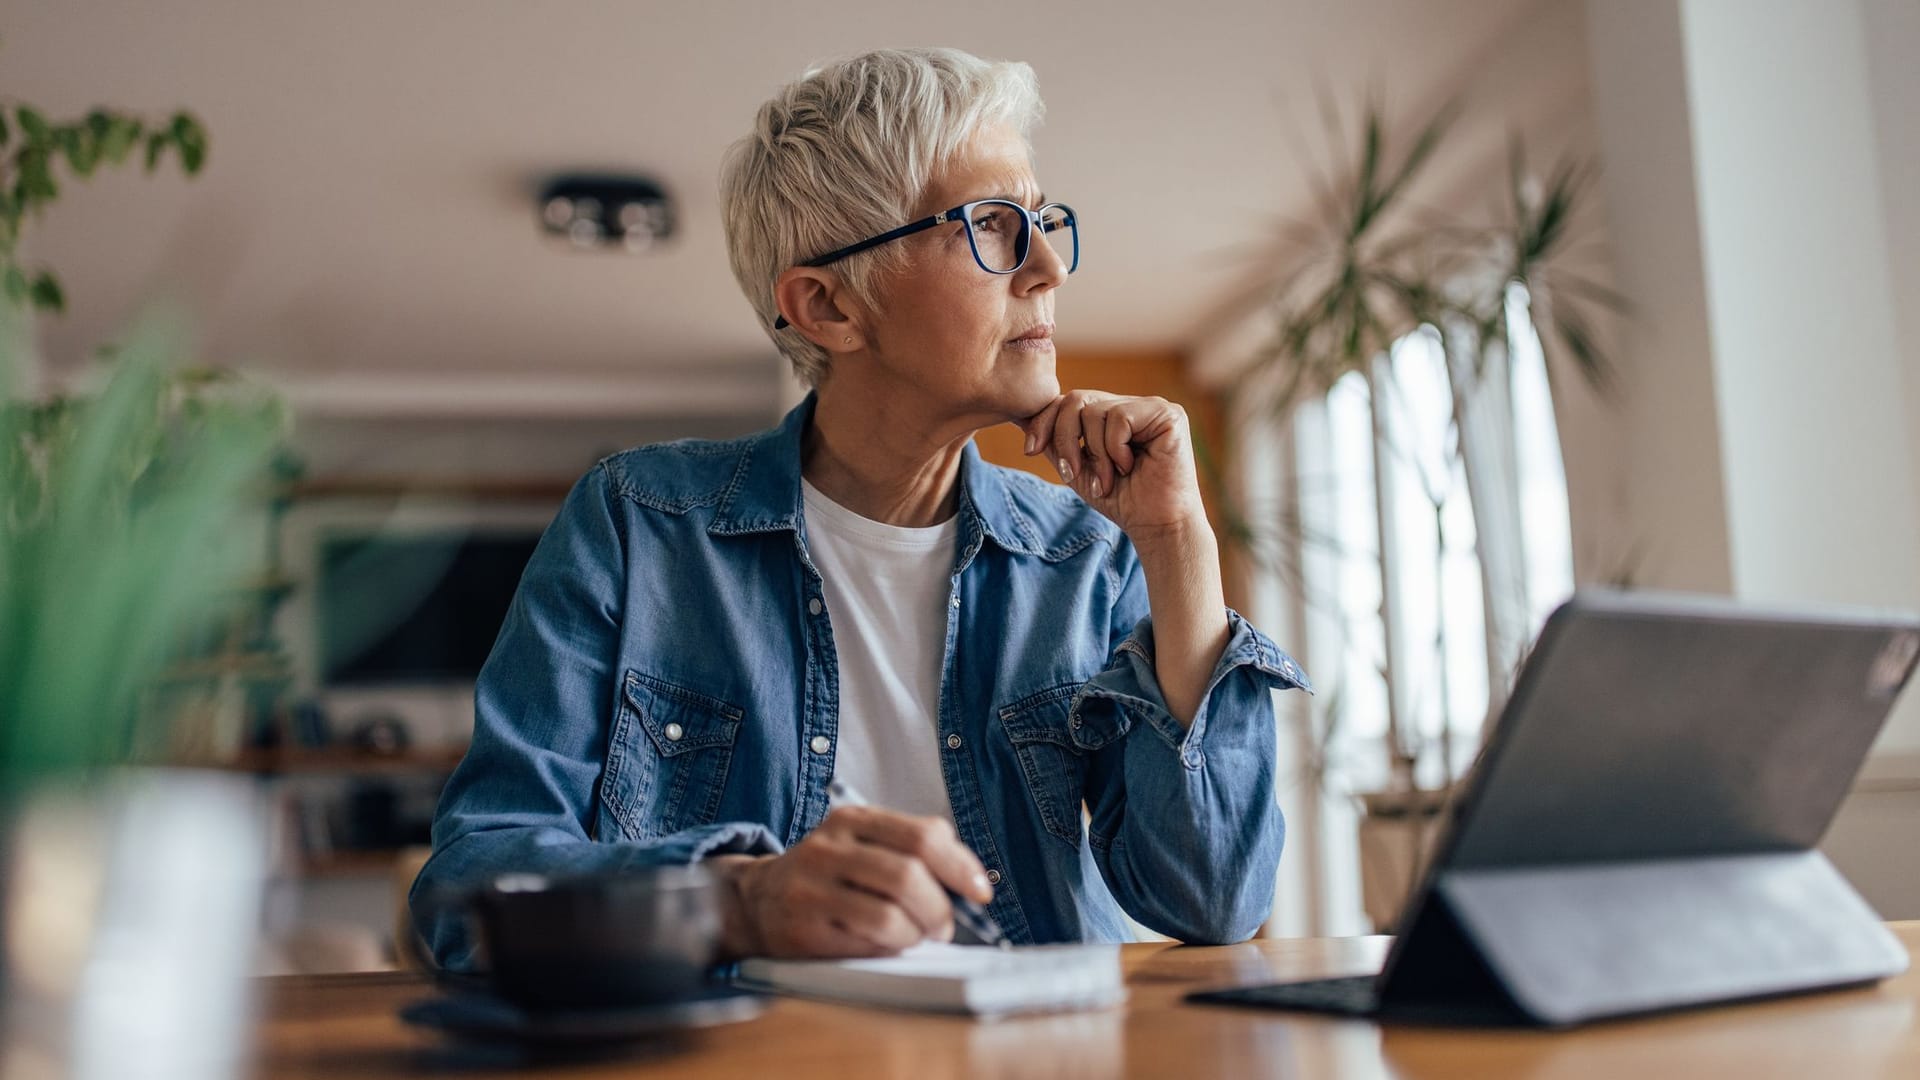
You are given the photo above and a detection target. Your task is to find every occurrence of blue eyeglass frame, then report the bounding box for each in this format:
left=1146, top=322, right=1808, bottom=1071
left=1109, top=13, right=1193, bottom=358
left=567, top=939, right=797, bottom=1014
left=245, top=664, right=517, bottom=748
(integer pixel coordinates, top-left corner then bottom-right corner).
left=772, top=199, right=1078, bottom=329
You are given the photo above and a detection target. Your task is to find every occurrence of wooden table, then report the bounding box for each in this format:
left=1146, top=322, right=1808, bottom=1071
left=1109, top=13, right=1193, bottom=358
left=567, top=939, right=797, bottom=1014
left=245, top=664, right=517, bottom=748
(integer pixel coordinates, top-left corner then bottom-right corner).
left=257, top=922, right=1920, bottom=1078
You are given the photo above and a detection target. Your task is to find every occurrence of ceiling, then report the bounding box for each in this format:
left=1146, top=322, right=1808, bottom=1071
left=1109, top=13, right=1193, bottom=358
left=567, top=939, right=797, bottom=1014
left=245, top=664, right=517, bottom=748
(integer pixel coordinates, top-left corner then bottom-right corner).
left=3, top=0, right=1584, bottom=411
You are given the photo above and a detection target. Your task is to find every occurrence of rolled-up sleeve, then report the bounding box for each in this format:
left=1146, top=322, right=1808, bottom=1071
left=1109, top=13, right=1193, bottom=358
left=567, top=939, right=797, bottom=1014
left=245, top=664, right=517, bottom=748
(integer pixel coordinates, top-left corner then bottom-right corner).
left=408, top=464, right=781, bottom=973
left=1076, top=538, right=1309, bottom=945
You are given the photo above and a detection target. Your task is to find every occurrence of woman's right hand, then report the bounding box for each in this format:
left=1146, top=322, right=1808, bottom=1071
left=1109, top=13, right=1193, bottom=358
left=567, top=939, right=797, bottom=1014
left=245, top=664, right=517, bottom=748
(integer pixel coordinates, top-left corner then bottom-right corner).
left=706, top=806, right=995, bottom=959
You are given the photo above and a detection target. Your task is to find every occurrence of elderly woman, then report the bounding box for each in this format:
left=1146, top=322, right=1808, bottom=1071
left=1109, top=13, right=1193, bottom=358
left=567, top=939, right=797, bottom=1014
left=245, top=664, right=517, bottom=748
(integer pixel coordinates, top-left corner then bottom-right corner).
left=413, top=47, right=1308, bottom=970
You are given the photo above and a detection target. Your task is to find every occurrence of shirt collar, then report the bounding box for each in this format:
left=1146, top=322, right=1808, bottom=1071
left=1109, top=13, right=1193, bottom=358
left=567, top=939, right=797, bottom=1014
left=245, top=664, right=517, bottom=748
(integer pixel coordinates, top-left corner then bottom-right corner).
left=708, top=390, right=1041, bottom=557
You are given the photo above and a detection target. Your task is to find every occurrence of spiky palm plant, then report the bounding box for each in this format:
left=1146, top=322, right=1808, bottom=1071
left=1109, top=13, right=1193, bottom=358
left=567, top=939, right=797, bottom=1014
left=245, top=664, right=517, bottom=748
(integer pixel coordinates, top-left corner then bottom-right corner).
left=1253, top=95, right=1622, bottom=407
left=1254, top=97, right=1457, bottom=413
left=1478, top=139, right=1626, bottom=395
left=1232, top=97, right=1623, bottom=796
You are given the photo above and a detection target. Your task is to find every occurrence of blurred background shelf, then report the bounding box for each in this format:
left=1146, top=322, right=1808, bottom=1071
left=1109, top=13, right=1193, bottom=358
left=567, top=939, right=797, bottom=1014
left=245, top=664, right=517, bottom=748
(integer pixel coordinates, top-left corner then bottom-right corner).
left=297, top=849, right=411, bottom=879
left=291, top=476, right=575, bottom=501
left=186, top=746, right=468, bottom=775
left=156, top=654, right=295, bottom=683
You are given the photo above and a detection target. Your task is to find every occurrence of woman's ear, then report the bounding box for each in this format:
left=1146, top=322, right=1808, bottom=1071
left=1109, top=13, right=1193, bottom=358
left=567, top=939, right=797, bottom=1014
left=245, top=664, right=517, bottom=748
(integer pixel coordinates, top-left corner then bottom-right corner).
left=774, top=268, right=864, bottom=352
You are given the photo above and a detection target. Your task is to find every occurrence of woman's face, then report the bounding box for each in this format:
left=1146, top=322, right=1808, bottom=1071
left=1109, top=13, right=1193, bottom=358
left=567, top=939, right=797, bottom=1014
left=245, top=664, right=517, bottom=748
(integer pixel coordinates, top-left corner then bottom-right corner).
left=853, top=122, right=1069, bottom=424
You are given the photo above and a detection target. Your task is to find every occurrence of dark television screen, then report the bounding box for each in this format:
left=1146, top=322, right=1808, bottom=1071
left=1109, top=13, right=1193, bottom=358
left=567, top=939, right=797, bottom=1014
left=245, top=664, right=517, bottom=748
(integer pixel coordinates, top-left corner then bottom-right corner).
left=319, top=532, right=539, bottom=685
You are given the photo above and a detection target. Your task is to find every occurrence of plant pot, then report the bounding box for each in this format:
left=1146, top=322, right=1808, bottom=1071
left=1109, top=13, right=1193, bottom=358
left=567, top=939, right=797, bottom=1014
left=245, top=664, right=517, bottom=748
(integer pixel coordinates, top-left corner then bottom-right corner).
left=0, top=769, right=266, bottom=1079
left=1356, top=786, right=1453, bottom=933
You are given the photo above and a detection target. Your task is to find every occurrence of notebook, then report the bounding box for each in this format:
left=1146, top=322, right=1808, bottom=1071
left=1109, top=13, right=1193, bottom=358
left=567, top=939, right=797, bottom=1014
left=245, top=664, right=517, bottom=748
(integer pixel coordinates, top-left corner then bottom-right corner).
left=735, top=942, right=1126, bottom=1017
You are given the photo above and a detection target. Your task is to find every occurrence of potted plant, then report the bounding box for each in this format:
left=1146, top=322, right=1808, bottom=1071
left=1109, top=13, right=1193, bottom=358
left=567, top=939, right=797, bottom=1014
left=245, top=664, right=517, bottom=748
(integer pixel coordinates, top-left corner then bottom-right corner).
left=1223, top=96, right=1623, bottom=929
left=0, top=89, right=289, bottom=1078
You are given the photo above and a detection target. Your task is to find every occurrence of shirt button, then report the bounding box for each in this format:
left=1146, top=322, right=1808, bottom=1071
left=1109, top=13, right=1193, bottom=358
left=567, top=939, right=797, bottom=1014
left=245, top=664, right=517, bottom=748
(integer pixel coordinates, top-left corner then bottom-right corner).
left=809, top=735, right=831, bottom=755
left=1069, top=716, right=1083, bottom=731
left=808, top=597, right=823, bottom=616
left=945, top=733, right=963, bottom=750
left=985, top=868, right=1002, bottom=886
left=949, top=595, right=961, bottom=609
left=664, top=722, right=684, bottom=742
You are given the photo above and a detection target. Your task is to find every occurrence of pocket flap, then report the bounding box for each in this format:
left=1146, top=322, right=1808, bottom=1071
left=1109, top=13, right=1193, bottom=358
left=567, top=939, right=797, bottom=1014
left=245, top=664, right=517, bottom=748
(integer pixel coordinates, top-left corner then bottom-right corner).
left=624, top=671, right=743, bottom=757
left=998, top=681, right=1130, bottom=752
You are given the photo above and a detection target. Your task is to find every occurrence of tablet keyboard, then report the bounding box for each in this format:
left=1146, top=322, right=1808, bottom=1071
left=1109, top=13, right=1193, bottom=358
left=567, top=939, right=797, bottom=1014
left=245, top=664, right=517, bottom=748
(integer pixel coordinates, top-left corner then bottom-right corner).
left=1186, top=974, right=1380, bottom=1016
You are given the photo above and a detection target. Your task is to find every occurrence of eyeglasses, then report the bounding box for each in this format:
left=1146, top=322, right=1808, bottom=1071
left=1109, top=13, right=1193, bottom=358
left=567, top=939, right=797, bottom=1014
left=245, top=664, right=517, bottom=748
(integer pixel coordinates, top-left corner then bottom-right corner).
left=772, top=199, right=1079, bottom=329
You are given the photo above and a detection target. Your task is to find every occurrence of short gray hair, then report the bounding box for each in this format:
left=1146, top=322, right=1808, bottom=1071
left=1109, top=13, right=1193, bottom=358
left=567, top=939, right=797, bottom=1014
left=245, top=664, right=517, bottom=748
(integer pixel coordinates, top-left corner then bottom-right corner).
left=719, top=48, right=1044, bottom=387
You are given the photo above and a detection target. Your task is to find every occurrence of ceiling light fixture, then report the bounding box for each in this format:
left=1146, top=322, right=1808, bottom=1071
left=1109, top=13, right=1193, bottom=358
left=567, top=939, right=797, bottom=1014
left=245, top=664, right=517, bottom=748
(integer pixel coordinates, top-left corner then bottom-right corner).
left=536, top=174, right=674, bottom=253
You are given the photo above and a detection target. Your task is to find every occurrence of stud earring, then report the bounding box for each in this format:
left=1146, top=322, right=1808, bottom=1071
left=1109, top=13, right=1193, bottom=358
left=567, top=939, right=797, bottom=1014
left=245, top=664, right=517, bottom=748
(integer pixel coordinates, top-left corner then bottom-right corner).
left=844, top=336, right=853, bottom=345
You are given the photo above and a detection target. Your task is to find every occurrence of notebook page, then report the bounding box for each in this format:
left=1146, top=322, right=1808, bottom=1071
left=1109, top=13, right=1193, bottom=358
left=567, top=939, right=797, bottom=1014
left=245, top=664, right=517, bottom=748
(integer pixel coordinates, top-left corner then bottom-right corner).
left=737, top=942, right=1125, bottom=1016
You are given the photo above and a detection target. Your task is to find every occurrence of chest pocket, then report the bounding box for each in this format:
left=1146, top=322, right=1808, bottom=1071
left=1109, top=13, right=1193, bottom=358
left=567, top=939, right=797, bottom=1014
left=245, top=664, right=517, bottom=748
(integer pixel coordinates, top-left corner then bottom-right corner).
left=599, top=670, right=744, bottom=841
left=996, top=681, right=1130, bottom=847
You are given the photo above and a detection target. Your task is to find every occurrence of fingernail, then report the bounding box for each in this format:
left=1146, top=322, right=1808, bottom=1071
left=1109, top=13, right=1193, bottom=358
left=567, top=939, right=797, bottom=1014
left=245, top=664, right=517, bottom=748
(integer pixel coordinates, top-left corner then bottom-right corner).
left=1090, top=474, right=1102, bottom=497
left=1057, top=457, right=1073, bottom=481
left=974, top=874, right=991, bottom=895
left=1024, top=432, right=1037, bottom=455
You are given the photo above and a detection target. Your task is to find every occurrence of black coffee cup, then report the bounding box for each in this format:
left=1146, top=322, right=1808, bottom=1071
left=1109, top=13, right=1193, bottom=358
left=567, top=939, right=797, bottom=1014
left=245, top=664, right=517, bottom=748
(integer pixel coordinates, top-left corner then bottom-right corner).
left=466, top=863, right=722, bottom=1011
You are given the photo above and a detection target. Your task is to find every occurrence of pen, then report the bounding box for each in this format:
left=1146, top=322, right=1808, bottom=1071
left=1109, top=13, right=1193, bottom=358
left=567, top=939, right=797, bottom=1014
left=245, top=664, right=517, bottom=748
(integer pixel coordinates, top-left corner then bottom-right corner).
left=826, top=778, right=1012, bottom=950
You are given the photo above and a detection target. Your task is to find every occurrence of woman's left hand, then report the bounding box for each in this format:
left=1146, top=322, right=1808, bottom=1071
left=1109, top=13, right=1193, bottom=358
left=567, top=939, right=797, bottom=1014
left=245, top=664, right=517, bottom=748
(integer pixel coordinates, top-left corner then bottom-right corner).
left=1019, top=390, right=1209, bottom=541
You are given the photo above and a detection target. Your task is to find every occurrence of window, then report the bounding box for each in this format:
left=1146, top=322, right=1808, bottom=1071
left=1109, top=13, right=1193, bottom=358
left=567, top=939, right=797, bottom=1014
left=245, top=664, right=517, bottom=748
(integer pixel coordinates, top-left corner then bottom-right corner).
left=1507, top=284, right=1576, bottom=632
left=1254, top=287, right=1575, bottom=933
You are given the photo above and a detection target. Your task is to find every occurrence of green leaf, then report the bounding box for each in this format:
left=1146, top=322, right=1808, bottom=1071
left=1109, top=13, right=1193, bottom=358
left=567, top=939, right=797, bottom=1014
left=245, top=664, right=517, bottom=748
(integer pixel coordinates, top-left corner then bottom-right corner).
left=144, top=131, right=168, bottom=172
left=28, top=271, right=63, bottom=313
left=3, top=265, right=27, bottom=304
left=99, top=117, right=141, bottom=165
left=169, top=113, right=207, bottom=173
left=1552, top=304, right=1612, bottom=393
left=1373, top=102, right=1455, bottom=226
left=16, top=106, right=50, bottom=144
left=16, top=147, right=57, bottom=203
left=0, top=110, right=9, bottom=149
left=1354, top=108, right=1382, bottom=233
left=59, top=126, right=100, bottom=175
left=174, top=131, right=205, bottom=173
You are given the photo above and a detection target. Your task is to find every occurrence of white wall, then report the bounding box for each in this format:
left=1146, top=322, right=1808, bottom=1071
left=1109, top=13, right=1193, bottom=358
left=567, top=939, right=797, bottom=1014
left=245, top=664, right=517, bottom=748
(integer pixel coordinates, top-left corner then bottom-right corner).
left=1682, top=0, right=1920, bottom=632
left=1585, top=0, right=1920, bottom=917
left=1581, top=0, right=1733, bottom=595
left=1586, top=0, right=1920, bottom=751
left=1862, top=0, right=1920, bottom=585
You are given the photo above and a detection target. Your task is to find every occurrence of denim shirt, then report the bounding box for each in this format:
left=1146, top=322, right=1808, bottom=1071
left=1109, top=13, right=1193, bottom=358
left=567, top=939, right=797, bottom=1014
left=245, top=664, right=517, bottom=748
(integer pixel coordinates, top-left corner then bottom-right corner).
left=412, top=393, right=1309, bottom=971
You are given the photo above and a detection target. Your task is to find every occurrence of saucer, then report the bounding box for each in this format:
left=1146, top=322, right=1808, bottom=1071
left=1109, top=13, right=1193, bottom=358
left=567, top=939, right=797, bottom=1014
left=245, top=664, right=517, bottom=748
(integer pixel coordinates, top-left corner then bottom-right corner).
left=400, top=984, right=766, bottom=1046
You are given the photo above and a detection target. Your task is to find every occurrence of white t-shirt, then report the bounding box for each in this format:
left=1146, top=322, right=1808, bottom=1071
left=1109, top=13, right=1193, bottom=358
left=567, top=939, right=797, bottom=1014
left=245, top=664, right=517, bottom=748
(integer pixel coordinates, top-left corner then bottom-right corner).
left=800, top=477, right=958, bottom=828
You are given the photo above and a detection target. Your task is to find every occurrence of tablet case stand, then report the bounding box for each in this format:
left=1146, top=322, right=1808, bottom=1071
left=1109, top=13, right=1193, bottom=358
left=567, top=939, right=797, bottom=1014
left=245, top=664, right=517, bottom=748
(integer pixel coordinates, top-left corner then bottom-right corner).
left=1383, top=849, right=1908, bottom=1026
left=1189, top=592, right=1920, bottom=1027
